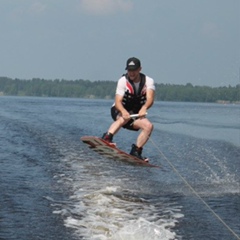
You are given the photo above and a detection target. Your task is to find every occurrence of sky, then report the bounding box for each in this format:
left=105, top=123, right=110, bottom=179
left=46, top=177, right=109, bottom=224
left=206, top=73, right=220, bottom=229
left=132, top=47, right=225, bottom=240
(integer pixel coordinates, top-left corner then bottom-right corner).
left=0, top=0, right=239, bottom=87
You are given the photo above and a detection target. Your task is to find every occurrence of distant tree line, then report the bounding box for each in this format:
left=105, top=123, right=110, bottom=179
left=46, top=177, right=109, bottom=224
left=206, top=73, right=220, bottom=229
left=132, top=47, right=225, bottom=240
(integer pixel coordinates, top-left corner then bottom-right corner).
left=0, top=77, right=239, bottom=103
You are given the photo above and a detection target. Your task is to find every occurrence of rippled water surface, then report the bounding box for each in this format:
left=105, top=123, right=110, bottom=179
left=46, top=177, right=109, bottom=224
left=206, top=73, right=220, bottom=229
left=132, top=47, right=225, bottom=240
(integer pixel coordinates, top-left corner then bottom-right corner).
left=0, top=97, right=239, bottom=240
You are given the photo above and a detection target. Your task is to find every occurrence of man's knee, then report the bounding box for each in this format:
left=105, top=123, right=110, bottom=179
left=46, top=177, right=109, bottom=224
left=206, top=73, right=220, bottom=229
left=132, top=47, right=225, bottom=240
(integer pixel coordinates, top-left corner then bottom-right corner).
left=117, top=116, right=130, bottom=126
left=146, top=121, right=153, bottom=131
left=140, top=120, right=153, bottom=132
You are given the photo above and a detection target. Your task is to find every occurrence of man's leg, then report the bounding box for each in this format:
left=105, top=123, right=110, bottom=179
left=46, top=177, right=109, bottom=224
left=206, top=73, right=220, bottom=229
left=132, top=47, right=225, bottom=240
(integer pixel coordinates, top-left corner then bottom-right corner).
left=108, top=116, right=130, bottom=135
left=102, top=116, right=130, bottom=142
left=128, top=118, right=153, bottom=161
left=133, top=118, right=153, bottom=148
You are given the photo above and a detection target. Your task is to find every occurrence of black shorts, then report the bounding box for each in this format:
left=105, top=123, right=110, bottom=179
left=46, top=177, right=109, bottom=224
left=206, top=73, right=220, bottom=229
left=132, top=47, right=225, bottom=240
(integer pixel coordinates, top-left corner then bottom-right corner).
left=111, top=106, right=139, bottom=131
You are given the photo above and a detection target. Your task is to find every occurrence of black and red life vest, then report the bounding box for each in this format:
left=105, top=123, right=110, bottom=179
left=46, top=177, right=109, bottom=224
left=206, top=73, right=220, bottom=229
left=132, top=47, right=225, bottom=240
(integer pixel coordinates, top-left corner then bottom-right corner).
left=122, top=73, right=147, bottom=113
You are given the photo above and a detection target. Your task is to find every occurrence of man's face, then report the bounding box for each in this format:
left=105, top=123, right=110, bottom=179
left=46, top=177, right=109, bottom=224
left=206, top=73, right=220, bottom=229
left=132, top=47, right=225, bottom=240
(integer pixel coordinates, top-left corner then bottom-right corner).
left=127, top=67, right=142, bottom=81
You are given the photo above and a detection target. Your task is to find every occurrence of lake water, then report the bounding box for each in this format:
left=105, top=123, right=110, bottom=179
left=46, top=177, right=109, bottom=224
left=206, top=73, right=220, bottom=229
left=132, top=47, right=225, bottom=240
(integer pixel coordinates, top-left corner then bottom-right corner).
left=0, top=96, right=239, bottom=240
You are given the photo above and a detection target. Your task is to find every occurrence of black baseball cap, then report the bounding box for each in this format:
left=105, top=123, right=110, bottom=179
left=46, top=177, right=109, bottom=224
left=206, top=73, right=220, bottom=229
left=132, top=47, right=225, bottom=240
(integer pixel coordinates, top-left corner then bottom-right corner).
left=125, top=57, right=141, bottom=70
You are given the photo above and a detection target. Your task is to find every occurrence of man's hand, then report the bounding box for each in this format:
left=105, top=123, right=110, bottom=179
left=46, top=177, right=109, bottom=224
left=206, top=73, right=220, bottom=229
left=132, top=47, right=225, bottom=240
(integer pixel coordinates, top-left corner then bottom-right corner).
left=121, top=110, right=131, bottom=120
left=138, top=106, right=148, bottom=117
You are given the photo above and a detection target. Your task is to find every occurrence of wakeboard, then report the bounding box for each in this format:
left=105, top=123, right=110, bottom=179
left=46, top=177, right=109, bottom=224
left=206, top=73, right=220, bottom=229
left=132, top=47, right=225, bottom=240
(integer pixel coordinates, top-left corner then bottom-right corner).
left=81, top=136, right=160, bottom=168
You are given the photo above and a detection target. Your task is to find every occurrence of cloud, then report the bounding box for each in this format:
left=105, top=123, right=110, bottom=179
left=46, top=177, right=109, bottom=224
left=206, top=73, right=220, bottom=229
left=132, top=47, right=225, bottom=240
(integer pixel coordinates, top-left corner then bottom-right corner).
left=78, top=0, right=133, bottom=15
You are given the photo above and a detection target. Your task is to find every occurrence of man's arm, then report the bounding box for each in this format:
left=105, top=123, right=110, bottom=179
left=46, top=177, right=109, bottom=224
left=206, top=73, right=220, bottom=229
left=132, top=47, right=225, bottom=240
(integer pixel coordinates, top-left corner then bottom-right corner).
left=139, top=89, right=155, bottom=117
left=115, top=94, right=130, bottom=119
left=114, top=77, right=131, bottom=119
